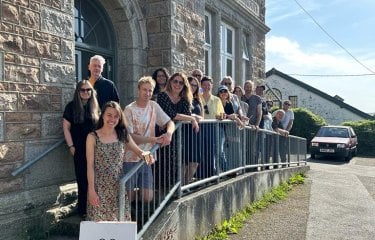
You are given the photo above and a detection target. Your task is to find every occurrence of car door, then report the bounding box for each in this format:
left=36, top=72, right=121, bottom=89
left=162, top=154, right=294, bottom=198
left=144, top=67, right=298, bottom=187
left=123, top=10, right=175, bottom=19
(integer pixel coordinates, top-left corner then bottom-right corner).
left=349, top=127, right=358, bottom=147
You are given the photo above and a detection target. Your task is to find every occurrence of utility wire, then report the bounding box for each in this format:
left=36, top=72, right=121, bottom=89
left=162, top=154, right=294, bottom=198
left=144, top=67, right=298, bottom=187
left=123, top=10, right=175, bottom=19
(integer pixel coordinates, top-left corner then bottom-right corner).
left=293, top=0, right=375, bottom=74
left=288, top=73, right=375, bottom=77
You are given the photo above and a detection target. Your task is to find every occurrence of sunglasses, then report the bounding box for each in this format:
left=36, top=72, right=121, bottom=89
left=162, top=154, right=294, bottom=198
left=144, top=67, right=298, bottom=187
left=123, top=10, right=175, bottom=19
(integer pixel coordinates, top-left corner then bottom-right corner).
left=80, top=88, right=92, bottom=93
left=284, top=103, right=291, bottom=106
left=172, top=79, right=184, bottom=86
left=204, top=105, right=209, bottom=114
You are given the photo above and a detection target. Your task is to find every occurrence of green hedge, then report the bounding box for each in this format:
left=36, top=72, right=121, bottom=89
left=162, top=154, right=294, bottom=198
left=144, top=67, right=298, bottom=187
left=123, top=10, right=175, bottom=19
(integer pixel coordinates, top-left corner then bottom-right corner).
left=270, top=107, right=326, bottom=150
left=289, top=108, right=326, bottom=147
left=342, top=120, right=375, bottom=156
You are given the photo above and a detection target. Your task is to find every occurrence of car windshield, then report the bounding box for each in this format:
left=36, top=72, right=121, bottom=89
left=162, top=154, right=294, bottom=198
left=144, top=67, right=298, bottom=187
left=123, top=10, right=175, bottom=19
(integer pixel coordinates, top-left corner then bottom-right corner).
left=316, top=127, right=349, bottom=138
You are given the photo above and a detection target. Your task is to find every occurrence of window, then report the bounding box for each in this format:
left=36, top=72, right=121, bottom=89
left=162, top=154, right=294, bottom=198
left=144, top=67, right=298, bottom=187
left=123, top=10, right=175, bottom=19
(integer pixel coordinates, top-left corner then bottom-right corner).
left=242, top=34, right=250, bottom=82
left=289, top=96, right=298, bottom=108
left=265, top=88, right=282, bottom=107
left=204, top=12, right=212, bottom=76
left=220, top=22, right=235, bottom=80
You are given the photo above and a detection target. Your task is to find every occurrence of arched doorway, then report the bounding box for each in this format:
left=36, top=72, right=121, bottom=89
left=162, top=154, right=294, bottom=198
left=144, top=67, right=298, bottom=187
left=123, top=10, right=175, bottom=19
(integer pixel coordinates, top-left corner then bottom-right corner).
left=74, top=0, right=115, bottom=82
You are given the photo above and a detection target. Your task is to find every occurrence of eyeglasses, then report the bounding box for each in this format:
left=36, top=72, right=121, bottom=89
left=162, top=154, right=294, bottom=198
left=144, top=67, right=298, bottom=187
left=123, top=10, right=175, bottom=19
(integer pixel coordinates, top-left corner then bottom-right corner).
left=223, top=82, right=232, bottom=86
left=172, top=79, right=184, bottom=86
left=80, top=88, right=92, bottom=93
left=204, top=105, right=209, bottom=114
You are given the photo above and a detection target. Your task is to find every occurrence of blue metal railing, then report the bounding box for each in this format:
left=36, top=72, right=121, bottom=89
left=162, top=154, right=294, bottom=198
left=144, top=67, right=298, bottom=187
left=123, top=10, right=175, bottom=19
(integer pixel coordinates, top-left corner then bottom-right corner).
left=118, top=120, right=307, bottom=239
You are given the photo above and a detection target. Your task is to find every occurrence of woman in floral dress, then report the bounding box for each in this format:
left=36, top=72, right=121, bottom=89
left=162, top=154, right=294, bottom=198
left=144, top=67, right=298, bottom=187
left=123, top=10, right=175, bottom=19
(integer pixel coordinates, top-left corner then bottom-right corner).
left=86, top=101, right=151, bottom=221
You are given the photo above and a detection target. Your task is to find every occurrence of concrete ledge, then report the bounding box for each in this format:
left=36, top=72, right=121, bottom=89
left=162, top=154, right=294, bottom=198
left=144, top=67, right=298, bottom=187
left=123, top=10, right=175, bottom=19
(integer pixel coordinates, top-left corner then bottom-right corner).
left=143, top=165, right=310, bottom=240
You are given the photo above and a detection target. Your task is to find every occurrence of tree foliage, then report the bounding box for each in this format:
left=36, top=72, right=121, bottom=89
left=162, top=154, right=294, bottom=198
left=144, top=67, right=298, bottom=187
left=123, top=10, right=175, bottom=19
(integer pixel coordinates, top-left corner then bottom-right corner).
left=288, top=108, right=326, bottom=145
left=342, top=120, right=375, bottom=156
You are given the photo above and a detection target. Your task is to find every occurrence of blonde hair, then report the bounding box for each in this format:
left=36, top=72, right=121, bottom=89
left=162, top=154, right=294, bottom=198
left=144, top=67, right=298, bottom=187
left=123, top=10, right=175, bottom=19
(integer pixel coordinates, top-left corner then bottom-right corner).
left=138, top=76, right=156, bottom=89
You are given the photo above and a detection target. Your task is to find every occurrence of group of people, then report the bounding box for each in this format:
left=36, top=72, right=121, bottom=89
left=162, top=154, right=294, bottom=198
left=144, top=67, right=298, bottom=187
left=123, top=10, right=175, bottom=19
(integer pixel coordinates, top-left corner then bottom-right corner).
left=63, top=54, right=294, bottom=223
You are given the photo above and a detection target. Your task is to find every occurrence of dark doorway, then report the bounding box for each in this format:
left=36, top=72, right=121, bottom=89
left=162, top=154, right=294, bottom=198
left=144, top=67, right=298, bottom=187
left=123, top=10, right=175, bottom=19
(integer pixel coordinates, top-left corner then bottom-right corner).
left=74, top=0, right=115, bottom=82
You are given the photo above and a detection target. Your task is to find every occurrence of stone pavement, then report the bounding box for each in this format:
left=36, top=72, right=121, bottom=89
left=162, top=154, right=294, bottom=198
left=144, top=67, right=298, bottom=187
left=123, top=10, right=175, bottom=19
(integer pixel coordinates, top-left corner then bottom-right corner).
left=228, top=157, right=375, bottom=240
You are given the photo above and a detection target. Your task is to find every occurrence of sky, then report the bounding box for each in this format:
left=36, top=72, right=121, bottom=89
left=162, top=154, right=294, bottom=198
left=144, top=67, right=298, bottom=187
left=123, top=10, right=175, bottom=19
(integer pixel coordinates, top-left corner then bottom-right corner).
left=265, top=0, right=375, bottom=114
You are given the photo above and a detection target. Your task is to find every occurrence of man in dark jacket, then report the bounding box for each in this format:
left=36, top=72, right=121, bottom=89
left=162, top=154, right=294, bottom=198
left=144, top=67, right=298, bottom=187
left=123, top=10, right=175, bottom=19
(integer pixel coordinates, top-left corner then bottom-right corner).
left=88, top=55, right=120, bottom=108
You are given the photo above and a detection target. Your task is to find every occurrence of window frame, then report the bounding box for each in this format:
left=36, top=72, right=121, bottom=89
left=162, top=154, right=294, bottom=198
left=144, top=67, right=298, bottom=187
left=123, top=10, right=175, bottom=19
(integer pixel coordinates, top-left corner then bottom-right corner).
left=220, top=22, right=235, bottom=80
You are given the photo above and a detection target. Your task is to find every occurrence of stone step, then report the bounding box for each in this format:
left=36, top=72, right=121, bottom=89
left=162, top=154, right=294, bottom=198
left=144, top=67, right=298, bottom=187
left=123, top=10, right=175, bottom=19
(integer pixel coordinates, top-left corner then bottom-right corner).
left=44, top=182, right=80, bottom=238
left=48, top=215, right=80, bottom=239
left=56, top=182, right=78, bottom=206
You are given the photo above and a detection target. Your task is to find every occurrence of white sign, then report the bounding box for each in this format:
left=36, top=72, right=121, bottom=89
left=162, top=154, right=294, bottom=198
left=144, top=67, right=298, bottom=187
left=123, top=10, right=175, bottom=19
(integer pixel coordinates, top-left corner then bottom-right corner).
left=79, top=221, right=137, bottom=240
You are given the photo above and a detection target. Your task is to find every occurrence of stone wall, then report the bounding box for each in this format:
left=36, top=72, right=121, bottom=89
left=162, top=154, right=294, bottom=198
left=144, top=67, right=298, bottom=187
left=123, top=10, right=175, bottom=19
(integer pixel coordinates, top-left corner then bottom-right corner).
left=0, top=1, right=76, bottom=237
left=267, top=74, right=367, bottom=125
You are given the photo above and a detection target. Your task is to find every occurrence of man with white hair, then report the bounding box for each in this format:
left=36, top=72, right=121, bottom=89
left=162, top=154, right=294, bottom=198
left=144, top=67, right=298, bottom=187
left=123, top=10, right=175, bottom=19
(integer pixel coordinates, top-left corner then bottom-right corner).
left=88, top=55, right=120, bottom=108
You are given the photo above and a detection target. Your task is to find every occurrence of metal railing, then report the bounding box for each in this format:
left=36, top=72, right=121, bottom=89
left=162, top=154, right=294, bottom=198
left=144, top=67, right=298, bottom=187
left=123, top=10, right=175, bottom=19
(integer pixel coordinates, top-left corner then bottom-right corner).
left=118, top=120, right=307, bottom=239
left=11, top=139, right=66, bottom=176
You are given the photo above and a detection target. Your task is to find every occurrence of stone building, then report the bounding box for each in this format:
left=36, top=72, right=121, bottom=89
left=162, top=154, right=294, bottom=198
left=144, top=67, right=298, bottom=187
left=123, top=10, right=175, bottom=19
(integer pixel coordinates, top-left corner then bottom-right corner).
left=265, top=68, right=375, bottom=125
left=0, top=0, right=268, bottom=237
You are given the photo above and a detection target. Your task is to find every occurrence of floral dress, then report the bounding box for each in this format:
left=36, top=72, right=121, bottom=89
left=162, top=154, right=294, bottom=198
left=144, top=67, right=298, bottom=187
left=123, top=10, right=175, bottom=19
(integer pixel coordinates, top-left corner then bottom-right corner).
left=87, top=132, right=131, bottom=221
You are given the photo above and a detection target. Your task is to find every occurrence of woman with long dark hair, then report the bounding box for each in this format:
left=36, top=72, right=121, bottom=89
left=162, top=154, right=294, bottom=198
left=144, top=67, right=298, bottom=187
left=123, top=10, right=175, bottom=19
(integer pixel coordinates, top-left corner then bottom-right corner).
left=86, top=101, right=151, bottom=221
left=63, top=80, right=100, bottom=219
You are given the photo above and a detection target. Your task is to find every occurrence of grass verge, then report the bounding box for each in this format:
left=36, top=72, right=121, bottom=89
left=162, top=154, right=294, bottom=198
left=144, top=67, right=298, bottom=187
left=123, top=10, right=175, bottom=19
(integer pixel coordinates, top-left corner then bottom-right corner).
left=196, top=173, right=306, bottom=240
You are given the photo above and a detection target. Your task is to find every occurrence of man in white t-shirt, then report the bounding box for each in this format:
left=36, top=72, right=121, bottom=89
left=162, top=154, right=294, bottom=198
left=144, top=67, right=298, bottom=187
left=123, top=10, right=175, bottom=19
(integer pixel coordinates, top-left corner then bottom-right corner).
left=279, top=100, right=294, bottom=166
left=124, top=76, right=175, bottom=203
left=281, top=100, right=294, bottom=131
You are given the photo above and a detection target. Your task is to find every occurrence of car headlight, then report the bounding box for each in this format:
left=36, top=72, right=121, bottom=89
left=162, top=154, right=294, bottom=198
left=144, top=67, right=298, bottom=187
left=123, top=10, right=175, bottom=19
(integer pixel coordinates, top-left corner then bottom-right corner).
left=337, top=143, right=346, bottom=148
left=311, top=142, right=319, bottom=147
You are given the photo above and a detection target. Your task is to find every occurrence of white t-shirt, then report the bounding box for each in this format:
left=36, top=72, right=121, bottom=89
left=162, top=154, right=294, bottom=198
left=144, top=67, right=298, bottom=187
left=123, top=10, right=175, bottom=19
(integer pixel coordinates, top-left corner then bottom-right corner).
left=281, top=109, right=294, bottom=130
left=124, top=101, right=170, bottom=162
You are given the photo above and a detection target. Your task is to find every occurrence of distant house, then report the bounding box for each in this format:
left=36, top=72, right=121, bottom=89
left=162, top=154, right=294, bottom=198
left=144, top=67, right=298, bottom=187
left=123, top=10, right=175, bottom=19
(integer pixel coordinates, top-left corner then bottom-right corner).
left=265, top=68, right=375, bottom=125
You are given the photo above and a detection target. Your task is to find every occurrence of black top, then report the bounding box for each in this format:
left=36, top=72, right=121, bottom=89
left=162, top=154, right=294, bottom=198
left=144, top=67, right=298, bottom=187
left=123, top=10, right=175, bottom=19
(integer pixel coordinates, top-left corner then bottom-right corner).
left=93, top=76, right=120, bottom=108
left=157, top=92, right=191, bottom=119
left=63, top=102, right=96, bottom=158
left=223, top=101, right=235, bottom=115
left=192, top=98, right=202, bottom=116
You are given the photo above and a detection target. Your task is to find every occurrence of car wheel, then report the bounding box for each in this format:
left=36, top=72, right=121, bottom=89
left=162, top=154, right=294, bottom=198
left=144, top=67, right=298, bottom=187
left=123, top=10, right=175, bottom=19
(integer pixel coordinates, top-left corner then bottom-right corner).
left=311, top=154, right=315, bottom=159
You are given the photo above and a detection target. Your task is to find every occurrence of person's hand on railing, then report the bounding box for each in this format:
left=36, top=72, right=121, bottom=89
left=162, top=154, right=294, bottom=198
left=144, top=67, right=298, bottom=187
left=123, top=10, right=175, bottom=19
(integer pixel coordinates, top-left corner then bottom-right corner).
left=159, top=132, right=172, bottom=147
left=191, top=118, right=199, bottom=133
left=141, top=151, right=155, bottom=165
left=88, top=189, right=100, bottom=207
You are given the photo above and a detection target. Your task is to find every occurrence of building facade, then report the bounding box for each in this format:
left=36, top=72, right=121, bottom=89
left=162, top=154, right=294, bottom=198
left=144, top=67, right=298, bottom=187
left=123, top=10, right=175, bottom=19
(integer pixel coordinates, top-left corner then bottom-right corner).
left=266, top=68, right=374, bottom=125
left=0, top=0, right=268, bottom=237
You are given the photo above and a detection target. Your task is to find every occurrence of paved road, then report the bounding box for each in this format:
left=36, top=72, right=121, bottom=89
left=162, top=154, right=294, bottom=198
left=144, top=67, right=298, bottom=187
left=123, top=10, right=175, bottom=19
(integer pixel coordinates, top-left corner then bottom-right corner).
left=229, top=157, right=375, bottom=240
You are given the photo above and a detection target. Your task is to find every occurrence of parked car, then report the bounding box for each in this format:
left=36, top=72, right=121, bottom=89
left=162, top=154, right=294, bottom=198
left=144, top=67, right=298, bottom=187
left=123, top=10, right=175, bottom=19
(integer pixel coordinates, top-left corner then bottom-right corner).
left=310, top=125, right=357, bottom=160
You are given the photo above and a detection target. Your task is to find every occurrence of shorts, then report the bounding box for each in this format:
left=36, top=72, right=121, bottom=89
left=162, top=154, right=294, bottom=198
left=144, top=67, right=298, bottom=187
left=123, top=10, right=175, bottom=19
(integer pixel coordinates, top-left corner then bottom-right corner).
left=123, top=162, right=153, bottom=190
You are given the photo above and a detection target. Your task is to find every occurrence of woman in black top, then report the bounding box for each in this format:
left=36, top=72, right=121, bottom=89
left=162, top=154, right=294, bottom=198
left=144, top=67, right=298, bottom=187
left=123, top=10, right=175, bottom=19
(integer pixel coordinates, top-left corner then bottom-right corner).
left=63, top=80, right=100, bottom=218
left=151, top=67, right=170, bottom=100
left=157, top=72, right=200, bottom=186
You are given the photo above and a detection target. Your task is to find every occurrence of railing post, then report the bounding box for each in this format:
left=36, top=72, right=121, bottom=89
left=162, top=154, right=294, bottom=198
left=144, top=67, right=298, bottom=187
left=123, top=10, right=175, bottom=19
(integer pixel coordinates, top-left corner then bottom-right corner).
left=177, top=124, right=182, bottom=198
left=215, top=121, right=220, bottom=183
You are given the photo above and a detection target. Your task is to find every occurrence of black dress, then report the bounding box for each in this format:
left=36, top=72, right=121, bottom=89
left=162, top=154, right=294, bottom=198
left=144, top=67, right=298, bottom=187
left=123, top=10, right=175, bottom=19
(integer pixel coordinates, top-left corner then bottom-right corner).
left=63, top=102, right=96, bottom=216
left=156, top=92, right=193, bottom=188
